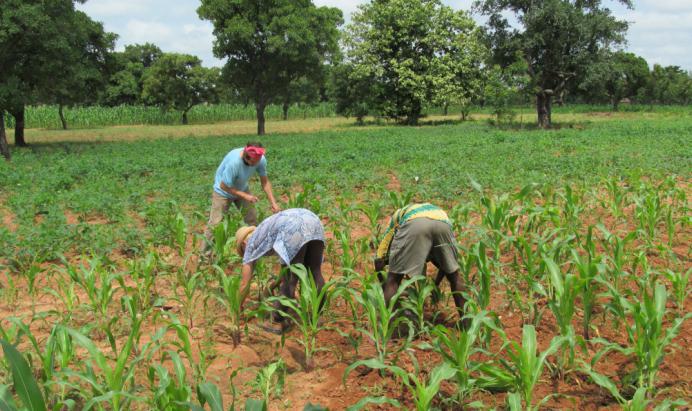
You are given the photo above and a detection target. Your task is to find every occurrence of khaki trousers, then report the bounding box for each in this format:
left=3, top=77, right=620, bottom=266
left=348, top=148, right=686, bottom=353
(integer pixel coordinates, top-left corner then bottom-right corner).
left=202, top=191, right=257, bottom=251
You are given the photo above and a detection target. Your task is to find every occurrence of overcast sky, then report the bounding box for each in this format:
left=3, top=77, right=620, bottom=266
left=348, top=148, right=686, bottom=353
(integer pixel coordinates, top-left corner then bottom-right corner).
left=77, top=0, right=692, bottom=70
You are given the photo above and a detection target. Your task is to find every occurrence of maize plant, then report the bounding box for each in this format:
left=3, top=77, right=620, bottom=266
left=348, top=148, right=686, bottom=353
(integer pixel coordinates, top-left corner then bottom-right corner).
left=500, top=325, right=566, bottom=409
left=594, top=282, right=691, bottom=395
left=400, top=276, right=437, bottom=335
left=266, top=264, right=349, bottom=370
left=214, top=266, right=243, bottom=346
left=344, top=359, right=455, bottom=411
left=430, top=311, right=506, bottom=402
left=572, top=227, right=603, bottom=340
left=148, top=350, right=193, bottom=410
left=581, top=363, right=687, bottom=410
left=64, top=318, right=167, bottom=410
left=350, top=275, right=416, bottom=366
left=544, top=256, right=581, bottom=376
left=247, top=359, right=286, bottom=409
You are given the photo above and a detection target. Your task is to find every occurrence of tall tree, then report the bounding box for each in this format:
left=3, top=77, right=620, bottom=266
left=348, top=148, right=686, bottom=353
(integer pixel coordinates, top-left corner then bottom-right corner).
left=198, top=0, right=343, bottom=135
left=476, top=0, right=631, bottom=127
left=0, top=0, right=104, bottom=157
left=579, top=51, right=649, bottom=109
left=44, top=11, right=117, bottom=129
left=102, top=43, right=163, bottom=106
left=141, top=53, right=220, bottom=124
left=341, top=0, right=485, bottom=125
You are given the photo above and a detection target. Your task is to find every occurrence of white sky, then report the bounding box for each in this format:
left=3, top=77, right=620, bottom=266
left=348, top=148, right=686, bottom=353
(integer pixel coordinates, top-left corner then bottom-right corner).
left=78, top=0, right=692, bottom=70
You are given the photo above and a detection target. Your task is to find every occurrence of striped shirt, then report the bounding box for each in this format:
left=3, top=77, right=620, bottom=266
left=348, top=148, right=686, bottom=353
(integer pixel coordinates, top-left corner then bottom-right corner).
left=376, top=203, right=451, bottom=261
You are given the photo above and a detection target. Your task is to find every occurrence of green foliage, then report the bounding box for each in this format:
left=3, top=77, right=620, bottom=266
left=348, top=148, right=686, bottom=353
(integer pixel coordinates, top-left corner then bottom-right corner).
left=142, top=53, right=220, bottom=124
left=198, top=0, right=343, bottom=134
left=476, top=0, right=631, bottom=126
left=0, top=339, right=47, bottom=411
left=341, top=0, right=485, bottom=124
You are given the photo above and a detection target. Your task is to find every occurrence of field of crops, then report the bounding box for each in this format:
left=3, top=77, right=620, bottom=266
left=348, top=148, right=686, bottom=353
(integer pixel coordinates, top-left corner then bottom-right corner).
left=0, top=110, right=690, bottom=410
left=4, top=103, right=689, bottom=130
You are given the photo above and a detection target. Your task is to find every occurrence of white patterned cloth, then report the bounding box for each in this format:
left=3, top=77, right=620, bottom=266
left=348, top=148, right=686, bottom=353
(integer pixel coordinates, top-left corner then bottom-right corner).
left=242, top=208, right=325, bottom=265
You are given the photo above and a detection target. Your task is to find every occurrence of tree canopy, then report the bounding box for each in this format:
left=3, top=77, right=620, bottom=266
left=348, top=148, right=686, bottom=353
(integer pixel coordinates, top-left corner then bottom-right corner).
left=0, top=0, right=115, bottom=158
left=198, top=0, right=343, bottom=134
left=142, top=53, right=220, bottom=124
left=476, top=0, right=632, bottom=127
left=340, top=0, right=485, bottom=125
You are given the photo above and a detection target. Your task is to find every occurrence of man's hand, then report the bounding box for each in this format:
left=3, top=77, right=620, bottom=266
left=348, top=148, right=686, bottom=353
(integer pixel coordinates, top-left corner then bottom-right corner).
left=270, top=202, right=281, bottom=213
left=245, top=193, right=259, bottom=203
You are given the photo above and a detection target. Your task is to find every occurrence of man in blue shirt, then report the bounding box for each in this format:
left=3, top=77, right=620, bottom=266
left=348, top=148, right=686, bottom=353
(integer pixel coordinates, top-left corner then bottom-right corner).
left=202, top=142, right=280, bottom=253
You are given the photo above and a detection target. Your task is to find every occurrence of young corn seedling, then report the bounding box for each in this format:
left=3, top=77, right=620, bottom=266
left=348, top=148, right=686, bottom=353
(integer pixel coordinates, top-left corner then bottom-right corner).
left=597, top=224, right=636, bottom=293
left=469, top=241, right=492, bottom=311
left=602, top=177, right=629, bottom=220
left=594, top=282, right=691, bottom=395
left=580, top=363, right=687, bottom=410
left=247, top=359, right=286, bottom=409
left=633, top=187, right=666, bottom=247
left=559, top=184, right=585, bottom=233
left=664, top=268, right=690, bottom=313
left=500, top=324, right=566, bottom=410
left=64, top=297, right=167, bottom=410
left=213, top=266, right=243, bottom=346
left=212, top=216, right=241, bottom=265
left=345, top=359, right=455, bottom=411
left=349, top=275, right=415, bottom=366
left=544, top=256, right=582, bottom=377
left=176, top=268, right=205, bottom=330
left=64, top=256, right=121, bottom=349
left=266, top=264, right=348, bottom=370
left=125, top=250, right=161, bottom=311
left=401, top=276, right=437, bottom=335
left=572, top=227, right=603, bottom=340
left=430, top=311, right=506, bottom=402
left=148, top=350, right=193, bottom=410
left=173, top=211, right=188, bottom=256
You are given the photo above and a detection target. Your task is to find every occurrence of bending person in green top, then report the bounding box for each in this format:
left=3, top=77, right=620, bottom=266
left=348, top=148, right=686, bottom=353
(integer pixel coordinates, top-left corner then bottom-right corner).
left=374, top=203, right=466, bottom=323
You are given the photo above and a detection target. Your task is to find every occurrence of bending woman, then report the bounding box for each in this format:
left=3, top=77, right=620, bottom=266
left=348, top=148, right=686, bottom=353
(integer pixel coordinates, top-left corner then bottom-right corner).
left=235, top=208, right=326, bottom=333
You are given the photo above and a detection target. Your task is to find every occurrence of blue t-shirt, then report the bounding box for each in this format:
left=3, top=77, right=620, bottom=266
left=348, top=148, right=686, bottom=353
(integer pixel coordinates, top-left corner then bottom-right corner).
left=213, top=148, right=267, bottom=199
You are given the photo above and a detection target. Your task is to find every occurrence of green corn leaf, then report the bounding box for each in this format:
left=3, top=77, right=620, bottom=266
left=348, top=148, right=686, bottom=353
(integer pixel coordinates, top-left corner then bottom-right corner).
left=245, top=398, right=267, bottom=411
left=0, top=385, right=18, bottom=411
left=0, top=339, right=46, bottom=411
left=346, top=396, right=401, bottom=411
left=198, top=382, right=224, bottom=411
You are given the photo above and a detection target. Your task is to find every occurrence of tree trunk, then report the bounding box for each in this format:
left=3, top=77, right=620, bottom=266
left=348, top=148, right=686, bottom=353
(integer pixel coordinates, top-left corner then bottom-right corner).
left=536, top=92, right=552, bottom=128
left=59, top=104, right=68, bottom=130
left=282, top=101, right=289, bottom=121
left=0, top=111, right=10, bottom=161
left=12, top=106, right=26, bottom=147
left=443, top=102, right=448, bottom=116
left=182, top=110, right=189, bottom=125
left=256, top=100, right=266, bottom=135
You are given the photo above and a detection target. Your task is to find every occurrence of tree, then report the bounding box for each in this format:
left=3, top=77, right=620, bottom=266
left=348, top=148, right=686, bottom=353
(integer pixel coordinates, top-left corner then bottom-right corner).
left=330, top=63, right=374, bottom=124
left=198, top=0, right=343, bottom=135
left=43, top=11, right=116, bottom=129
left=0, top=0, right=106, bottom=158
left=278, top=76, right=321, bottom=120
left=579, top=51, right=649, bottom=109
left=141, top=53, right=220, bottom=124
left=103, top=43, right=163, bottom=106
left=645, top=65, right=692, bottom=105
left=342, top=0, right=485, bottom=125
left=476, top=0, right=631, bottom=128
